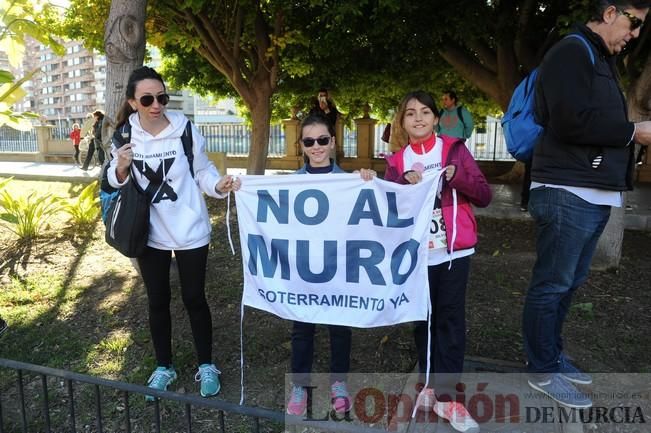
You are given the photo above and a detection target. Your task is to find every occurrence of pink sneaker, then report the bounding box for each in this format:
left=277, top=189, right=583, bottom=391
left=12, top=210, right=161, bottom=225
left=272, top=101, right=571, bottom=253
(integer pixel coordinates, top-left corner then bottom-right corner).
left=415, top=387, right=435, bottom=411
left=331, top=381, right=351, bottom=413
left=433, top=401, right=479, bottom=433
left=286, top=385, right=307, bottom=416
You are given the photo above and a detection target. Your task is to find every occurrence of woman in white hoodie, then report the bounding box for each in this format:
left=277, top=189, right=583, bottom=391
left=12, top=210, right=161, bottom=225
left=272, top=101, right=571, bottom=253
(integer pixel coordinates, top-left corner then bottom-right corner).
left=107, top=66, right=240, bottom=400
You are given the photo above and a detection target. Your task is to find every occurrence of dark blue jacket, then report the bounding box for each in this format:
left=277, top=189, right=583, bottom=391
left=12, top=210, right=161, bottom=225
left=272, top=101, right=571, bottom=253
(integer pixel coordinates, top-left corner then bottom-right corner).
left=294, top=160, right=346, bottom=174
left=533, top=24, right=635, bottom=191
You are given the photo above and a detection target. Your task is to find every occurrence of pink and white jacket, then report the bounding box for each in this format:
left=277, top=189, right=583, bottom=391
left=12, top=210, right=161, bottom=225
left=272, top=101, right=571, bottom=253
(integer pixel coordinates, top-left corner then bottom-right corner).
left=384, top=134, right=492, bottom=255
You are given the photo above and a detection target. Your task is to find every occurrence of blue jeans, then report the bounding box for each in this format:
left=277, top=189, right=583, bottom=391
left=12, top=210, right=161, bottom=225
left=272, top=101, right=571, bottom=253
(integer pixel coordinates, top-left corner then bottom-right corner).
left=523, top=187, right=610, bottom=374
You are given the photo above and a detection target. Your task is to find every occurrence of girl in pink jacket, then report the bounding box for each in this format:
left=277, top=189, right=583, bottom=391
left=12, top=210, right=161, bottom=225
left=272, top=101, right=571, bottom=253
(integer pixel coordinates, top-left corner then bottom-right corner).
left=384, top=90, right=491, bottom=433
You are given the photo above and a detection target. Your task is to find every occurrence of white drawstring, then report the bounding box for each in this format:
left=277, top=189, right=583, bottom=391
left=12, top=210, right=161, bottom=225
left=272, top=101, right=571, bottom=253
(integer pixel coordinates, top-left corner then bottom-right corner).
left=239, top=300, right=245, bottom=405
left=226, top=192, right=235, bottom=255
left=448, top=188, right=458, bottom=270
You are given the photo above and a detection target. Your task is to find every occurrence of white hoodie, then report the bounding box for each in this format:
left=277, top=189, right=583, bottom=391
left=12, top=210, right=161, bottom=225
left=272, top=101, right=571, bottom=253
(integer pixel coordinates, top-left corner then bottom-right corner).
left=108, top=111, right=225, bottom=250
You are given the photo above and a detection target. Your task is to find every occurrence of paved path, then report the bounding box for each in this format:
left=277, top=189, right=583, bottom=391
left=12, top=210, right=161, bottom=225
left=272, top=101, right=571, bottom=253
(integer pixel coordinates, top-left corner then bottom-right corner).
left=1, top=161, right=650, bottom=230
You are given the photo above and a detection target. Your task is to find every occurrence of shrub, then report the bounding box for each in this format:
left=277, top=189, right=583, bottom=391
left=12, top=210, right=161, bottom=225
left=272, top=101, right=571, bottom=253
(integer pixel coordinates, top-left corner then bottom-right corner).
left=62, top=181, right=100, bottom=227
left=0, top=179, right=63, bottom=241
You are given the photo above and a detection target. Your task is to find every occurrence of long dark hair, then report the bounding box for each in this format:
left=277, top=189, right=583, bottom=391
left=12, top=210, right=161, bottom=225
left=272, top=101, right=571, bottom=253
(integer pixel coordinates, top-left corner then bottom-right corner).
left=115, top=66, right=166, bottom=128
left=299, top=113, right=335, bottom=142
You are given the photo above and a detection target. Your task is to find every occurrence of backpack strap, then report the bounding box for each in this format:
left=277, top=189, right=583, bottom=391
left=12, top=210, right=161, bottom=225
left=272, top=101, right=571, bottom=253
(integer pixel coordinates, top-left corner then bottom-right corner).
left=564, top=34, right=595, bottom=66
left=109, top=120, right=194, bottom=178
left=439, top=107, right=467, bottom=130
left=457, top=106, right=466, bottom=129
left=181, top=120, right=194, bottom=178
left=112, top=122, right=132, bottom=149
left=101, top=122, right=132, bottom=194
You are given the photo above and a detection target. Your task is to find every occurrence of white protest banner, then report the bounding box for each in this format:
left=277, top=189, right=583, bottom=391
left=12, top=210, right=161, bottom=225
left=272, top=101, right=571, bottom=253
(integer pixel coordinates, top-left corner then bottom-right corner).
left=234, top=173, right=439, bottom=328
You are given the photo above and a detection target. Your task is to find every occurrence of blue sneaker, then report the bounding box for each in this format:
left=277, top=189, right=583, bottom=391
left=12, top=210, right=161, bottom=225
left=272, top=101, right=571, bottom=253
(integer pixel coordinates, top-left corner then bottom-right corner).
left=528, top=374, right=592, bottom=409
left=559, top=354, right=592, bottom=385
left=145, top=366, right=177, bottom=402
left=195, top=363, right=221, bottom=397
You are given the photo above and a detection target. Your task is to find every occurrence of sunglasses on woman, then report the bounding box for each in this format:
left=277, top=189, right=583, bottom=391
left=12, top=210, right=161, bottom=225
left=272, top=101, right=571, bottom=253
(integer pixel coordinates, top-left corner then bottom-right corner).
left=138, top=93, right=170, bottom=107
left=301, top=135, right=331, bottom=147
left=618, top=9, right=644, bottom=31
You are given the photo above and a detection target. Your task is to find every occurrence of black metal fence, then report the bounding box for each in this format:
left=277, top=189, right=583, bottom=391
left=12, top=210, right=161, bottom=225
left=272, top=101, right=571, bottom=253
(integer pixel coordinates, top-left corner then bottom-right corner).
left=0, top=358, right=386, bottom=433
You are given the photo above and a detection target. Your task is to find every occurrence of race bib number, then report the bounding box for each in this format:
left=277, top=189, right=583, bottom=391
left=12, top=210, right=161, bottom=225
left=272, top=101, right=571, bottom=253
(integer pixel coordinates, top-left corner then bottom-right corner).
left=428, top=208, right=447, bottom=250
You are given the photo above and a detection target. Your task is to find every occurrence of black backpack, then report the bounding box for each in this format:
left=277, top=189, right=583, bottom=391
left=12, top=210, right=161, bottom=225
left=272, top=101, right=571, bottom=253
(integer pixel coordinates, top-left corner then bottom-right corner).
left=99, top=120, right=194, bottom=223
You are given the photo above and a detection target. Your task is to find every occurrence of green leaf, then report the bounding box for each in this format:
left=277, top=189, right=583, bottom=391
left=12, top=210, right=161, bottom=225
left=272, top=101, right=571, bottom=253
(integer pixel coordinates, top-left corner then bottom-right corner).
left=0, top=70, right=15, bottom=83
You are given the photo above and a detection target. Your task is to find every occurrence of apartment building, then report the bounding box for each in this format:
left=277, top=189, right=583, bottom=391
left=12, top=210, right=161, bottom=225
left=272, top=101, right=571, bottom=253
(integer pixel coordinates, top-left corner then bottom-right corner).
left=22, top=39, right=100, bottom=129
left=2, top=40, right=221, bottom=131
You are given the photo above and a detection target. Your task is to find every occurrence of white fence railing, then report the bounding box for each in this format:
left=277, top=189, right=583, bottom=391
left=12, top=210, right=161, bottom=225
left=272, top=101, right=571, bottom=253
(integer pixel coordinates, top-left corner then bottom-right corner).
left=344, top=117, right=512, bottom=161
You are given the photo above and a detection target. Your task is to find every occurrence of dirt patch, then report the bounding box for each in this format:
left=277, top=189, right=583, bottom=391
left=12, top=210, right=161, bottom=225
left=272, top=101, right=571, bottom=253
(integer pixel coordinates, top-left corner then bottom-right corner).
left=1, top=197, right=650, bottom=431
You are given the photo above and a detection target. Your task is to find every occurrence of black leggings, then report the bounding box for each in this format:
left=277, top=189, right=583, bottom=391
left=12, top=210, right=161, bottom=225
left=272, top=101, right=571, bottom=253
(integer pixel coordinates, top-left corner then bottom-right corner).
left=137, top=245, right=212, bottom=367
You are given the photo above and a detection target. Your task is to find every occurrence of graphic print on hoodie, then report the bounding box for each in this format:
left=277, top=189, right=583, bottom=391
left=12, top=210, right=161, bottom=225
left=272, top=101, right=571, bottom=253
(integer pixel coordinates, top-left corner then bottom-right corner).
left=109, top=111, right=223, bottom=250
left=132, top=150, right=181, bottom=203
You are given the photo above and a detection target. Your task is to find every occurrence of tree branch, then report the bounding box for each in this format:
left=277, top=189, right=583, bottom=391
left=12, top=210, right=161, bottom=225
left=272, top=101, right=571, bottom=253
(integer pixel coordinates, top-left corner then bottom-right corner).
left=233, top=5, right=242, bottom=65
left=268, top=10, right=283, bottom=91
left=196, top=13, right=244, bottom=80
left=514, top=0, right=539, bottom=70
left=253, top=2, right=271, bottom=72
left=467, top=40, right=497, bottom=72
left=439, top=45, right=500, bottom=103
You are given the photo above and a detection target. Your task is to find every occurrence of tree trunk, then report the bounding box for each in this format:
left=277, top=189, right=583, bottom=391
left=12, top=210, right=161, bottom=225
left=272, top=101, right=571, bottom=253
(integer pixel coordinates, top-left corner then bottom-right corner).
left=103, top=0, right=147, bottom=123
left=247, top=98, right=272, bottom=174
left=591, top=204, right=624, bottom=271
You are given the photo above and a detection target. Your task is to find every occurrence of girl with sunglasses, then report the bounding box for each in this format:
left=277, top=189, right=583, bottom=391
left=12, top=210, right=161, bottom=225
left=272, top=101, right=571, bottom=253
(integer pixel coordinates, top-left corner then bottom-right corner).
left=285, top=113, right=375, bottom=416
left=106, top=66, right=240, bottom=401
left=384, top=91, right=491, bottom=433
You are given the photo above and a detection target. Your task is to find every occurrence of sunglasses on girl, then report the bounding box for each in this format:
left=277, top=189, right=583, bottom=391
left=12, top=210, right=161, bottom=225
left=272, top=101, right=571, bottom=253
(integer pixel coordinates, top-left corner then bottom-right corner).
left=138, top=93, right=170, bottom=107
left=301, top=135, right=331, bottom=147
left=618, top=9, right=644, bottom=31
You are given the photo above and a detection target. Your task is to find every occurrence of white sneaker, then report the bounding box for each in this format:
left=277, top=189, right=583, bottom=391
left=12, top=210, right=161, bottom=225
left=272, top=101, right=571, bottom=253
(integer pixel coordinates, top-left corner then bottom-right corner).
left=433, top=401, right=479, bottom=433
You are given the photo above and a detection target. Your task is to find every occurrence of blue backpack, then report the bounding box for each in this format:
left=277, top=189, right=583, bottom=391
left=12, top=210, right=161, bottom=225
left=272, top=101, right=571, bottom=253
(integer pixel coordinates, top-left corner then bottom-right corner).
left=501, top=34, right=595, bottom=161
left=99, top=121, right=194, bottom=223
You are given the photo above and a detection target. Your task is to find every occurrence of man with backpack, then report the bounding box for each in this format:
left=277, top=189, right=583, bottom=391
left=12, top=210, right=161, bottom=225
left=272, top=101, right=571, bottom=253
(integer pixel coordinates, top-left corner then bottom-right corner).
left=437, top=90, right=474, bottom=139
left=523, top=0, right=651, bottom=410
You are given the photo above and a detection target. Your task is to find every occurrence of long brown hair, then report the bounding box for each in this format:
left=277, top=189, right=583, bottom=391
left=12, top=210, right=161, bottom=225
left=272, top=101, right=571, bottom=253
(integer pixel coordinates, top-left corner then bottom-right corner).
left=115, top=66, right=166, bottom=128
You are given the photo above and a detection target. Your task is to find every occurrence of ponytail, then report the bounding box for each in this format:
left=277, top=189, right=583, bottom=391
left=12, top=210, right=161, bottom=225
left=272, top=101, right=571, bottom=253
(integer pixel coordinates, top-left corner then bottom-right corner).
left=115, top=101, right=135, bottom=129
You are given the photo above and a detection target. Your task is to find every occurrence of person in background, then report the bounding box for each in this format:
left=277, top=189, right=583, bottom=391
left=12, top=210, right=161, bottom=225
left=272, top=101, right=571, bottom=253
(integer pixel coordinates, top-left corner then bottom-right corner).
left=70, top=123, right=81, bottom=165
left=0, top=316, right=7, bottom=337
left=437, top=90, right=474, bottom=140
left=523, top=0, right=651, bottom=409
left=80, top=110, right=106, bottom=170
left=381, top=122, right=392, bottom=150
left=285, top=113, right=376, bottom=417
left=308, top=88, right=340, bottom=128
left=384, top=90, right=491, bottom=433
left=107, top=66, right=240, bottom=400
